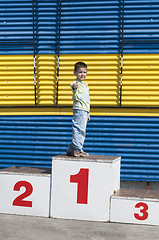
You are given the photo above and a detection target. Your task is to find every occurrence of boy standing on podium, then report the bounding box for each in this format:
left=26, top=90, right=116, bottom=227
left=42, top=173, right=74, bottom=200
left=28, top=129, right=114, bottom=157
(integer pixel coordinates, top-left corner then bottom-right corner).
left=66, top=62, right=90, bottom=157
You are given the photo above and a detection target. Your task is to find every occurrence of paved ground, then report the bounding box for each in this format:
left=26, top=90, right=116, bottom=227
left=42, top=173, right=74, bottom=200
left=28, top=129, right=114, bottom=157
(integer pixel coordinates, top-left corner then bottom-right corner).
left=0, top=214, right=159, bottom=240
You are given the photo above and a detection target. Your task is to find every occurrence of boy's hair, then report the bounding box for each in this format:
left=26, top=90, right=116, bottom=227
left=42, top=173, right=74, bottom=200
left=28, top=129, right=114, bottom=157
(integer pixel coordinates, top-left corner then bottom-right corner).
left=74, top=62, right=87, bottom=72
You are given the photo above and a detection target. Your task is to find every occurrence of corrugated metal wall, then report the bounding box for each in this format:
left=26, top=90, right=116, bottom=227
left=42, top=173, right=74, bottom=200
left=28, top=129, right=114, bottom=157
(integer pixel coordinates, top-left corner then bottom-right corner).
left=60, top=0, right=121, bottom=54
left=1, top=0, right=159, bottom=107
left=0, top=115, right=159, bottom=181
left=123, top=54, right=159, bottom=106
left=59, top=0, right=159, bottom=107
left=124, top=0, right=159, bottom=54
left=0, top=55, right=57, bottom=106
left=0, top=0, right=159, bottom=182
left=123, top=0, right=159, bottom=107
left=0, top=0, right=59, bottom=55
left=58, top=54, right=120, bottom=106
left=0, top=0, right=58, bottom=106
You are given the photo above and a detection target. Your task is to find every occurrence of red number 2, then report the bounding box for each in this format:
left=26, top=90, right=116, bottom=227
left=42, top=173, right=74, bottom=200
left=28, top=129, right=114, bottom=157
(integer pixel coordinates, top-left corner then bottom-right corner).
left=13, top=181, right=33, bottom=207
left=70, top=168, right=89, bottom=204
left=134, top=202, right=149, bottom=220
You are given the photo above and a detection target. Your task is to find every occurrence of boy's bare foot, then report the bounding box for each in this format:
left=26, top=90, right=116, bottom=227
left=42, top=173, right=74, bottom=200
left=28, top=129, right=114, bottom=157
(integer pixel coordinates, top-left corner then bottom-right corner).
left=79, top=151, right=89, bottom=157
left=73, top=150, right=89, bottom=157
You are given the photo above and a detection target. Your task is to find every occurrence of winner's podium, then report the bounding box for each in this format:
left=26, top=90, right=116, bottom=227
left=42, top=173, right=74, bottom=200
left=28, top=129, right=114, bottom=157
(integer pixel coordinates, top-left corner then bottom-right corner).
left=50, top=155, right=121, bottom=221
left=110, top=188, right=159, bottom=225
left=1, top=155, right=159, bottom=225
left=0, top=166, right=51, bottom=217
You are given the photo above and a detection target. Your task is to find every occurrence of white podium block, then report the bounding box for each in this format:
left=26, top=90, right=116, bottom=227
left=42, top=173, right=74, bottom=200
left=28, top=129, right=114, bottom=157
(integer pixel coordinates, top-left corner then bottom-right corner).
left=0, top=166, right=51, bottom=217
left=110, top=188, right=159, bottom=225
left=51, top=155, right=121, bottom=221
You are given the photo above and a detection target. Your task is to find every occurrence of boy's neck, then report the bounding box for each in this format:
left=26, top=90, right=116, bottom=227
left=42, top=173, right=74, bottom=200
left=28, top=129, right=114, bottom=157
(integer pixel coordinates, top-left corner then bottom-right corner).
left=76, top=78, right=84, bottom=82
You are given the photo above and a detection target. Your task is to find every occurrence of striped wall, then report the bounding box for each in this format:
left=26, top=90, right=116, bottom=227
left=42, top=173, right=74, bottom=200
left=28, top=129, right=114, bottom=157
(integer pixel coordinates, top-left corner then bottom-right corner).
left=0, top=0, right=59, bottom=55
left=1, top=53, right=159, bottom=107
left=0, top=55, right=57, bottom=106
left=0, top=0, right=159, bottom=182
left=58, top=54, right=159, bottom=107
left=0, top=115, right=159, bottom=182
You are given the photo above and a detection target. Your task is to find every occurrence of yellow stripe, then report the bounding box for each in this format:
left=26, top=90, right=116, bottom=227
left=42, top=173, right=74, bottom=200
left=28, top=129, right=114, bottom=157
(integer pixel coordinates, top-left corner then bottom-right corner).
left=58, top=54, right=120, bottom=106
left=0, top=54, right=159, bottom=116
left=0, top=54, right=57, bottom=106
left=58, top=53, right=159, bottom=107
left=1, top=107, right=159, bottom=117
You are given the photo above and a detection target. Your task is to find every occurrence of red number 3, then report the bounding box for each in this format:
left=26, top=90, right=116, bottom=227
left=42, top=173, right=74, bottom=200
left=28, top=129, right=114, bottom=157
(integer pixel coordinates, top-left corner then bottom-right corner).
left=134, top=202, right=149, bottom=220
left=13, top=181, right=33, bottom=207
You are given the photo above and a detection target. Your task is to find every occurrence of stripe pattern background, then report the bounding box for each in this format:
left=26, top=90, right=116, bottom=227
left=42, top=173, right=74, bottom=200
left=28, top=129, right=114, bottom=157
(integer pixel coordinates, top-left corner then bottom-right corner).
left=0, top=0, right=159, bottom=182
left=0, top=115, right=159, bottom=181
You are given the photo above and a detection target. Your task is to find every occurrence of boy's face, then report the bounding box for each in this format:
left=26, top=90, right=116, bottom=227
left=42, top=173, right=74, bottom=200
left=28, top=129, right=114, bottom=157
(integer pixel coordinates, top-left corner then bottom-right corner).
left=74, top=67, right=87, bottom=81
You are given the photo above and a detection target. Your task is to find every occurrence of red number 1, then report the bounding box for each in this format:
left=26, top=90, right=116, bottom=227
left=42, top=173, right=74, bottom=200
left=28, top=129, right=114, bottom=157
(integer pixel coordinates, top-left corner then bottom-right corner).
left=70, top=168, right=89, bottom=204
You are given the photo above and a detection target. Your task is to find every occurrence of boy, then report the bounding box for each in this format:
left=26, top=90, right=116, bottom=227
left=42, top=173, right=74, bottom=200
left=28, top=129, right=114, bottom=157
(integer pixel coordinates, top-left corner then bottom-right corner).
left=66, top=62, right=90, bottom=157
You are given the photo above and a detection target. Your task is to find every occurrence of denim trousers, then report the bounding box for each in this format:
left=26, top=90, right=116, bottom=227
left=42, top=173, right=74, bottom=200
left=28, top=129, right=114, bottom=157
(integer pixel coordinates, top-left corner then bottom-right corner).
left=67, top=109, right=89, bottom=153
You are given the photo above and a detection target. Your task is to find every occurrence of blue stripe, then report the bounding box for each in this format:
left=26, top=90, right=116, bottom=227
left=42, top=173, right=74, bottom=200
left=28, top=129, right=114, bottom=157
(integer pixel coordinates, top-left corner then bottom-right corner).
left=0, top=115, right=159, bottom=181
left=0, top=0, right=59, bottom=55
left=0, top=0, right=159, bottom=54
left=60, top=0, right=159, bottom=54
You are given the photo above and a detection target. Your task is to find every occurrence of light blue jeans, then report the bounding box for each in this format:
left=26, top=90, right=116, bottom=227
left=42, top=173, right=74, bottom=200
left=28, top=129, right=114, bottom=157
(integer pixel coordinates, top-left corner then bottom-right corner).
left=67, top=109, right=89, bottom=153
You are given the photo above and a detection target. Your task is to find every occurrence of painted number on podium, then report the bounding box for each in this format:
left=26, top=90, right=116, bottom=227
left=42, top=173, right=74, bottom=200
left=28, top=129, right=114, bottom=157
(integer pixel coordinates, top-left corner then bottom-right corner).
left=13, top=181, right=33, bottom=207
left=134, top=202, right=149, bottom=221
left=70, top=168, right=89, bottom=204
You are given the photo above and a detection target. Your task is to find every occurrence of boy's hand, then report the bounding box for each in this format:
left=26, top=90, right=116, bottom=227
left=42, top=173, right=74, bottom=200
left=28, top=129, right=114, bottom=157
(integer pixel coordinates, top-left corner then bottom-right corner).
left=73, top=81, right=78, bottom=90
left=88, top=113, right=90, bottom=121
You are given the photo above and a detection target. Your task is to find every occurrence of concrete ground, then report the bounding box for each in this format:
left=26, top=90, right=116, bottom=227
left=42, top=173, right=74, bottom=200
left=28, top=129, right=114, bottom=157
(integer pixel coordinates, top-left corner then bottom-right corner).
left=0, top=214, right=159, bottom=240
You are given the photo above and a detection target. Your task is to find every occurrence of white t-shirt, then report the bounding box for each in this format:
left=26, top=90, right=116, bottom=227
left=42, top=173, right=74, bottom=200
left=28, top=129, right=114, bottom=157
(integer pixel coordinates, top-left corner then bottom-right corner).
left=70, top=79, right=90, bottom=112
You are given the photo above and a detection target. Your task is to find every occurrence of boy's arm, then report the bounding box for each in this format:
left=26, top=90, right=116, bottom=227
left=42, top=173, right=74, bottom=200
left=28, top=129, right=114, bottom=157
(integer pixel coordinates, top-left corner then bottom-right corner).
left=70, top=81, right=78, bottom=91
left=88, top=113, right=90, bottom=121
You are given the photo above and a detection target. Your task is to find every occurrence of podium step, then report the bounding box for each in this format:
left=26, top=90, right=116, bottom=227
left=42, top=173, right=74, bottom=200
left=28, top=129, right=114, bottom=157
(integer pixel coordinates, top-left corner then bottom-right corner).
left=51, top=155, right=121, bottom=221
left=110, top=188, right=159, bottom=225
left=112, top=188, right=159, bottom=200
left=0, top=166, right=51, bottom=217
